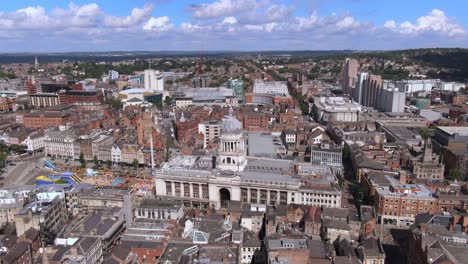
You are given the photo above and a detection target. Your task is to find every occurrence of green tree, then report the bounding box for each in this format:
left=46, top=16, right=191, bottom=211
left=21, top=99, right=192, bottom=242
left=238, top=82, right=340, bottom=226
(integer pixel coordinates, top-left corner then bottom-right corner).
left=105, top=98, right=123, bottom=110
left=164, top=146, right=171, bottom=162
left=0, top=151, right=7, bottom=168
left=448, top=168, right=464, bottom=181
left=164, top=96, right=172, bottom=106
left=419, top=128, right=431, bottom=139
left=79, top=152, right=86, bottom=168
left=336, top=172, right=345, bottom=189
left=106, top=160, right=112, bottom=167
left=93, top=155, right=99, bottom=166
left=132, top=159, right=139, bottom=169
left=342, top=144, right=351, bottom=161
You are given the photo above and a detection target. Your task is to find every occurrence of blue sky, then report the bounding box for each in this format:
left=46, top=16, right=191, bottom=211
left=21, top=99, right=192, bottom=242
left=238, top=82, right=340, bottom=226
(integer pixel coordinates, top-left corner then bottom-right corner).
left=0, top=0, right=467, bottom=52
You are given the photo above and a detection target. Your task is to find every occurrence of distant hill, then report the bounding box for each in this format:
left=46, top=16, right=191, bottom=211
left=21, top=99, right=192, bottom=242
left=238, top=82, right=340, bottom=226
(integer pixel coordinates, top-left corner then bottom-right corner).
left=0, top=50, right=355, bottom=64
left=341, top=48, right=468, bottom=82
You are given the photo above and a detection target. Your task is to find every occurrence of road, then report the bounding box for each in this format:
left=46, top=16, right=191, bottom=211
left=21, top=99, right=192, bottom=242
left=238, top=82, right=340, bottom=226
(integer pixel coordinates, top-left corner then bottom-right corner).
left=2, top=156, right=50, bottom=187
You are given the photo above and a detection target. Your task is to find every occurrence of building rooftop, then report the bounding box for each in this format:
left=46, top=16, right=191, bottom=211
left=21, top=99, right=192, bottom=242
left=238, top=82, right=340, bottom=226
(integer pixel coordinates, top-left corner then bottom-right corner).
left=268, top=238, right=308, bottom=250
left=248, top=133, right=284, bottom=158
left=437, top=126, right=468, bottom=136
left=138, top=199, right=183, bottom=210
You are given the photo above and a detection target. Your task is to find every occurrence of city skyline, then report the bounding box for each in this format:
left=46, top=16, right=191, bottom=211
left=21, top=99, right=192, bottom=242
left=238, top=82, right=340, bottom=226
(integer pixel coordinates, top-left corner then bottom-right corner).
left=0, top=0, right=467, bottom=52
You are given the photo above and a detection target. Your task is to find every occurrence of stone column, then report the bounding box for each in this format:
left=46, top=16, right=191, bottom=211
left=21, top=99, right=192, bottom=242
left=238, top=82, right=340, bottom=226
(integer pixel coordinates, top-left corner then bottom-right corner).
left=189, top=183, right=194, bottom=198
left=267, top=190, right=271, bottom=205
left=171, top=182, right=176, bottom=196
left=180, top=182, right=184, bottom=197
left=257, top=189, right=260, bottom=204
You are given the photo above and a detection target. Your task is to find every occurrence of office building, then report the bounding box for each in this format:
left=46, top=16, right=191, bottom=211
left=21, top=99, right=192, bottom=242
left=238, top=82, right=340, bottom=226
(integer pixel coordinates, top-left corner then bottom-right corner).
left=108, top=70, right=119, bottom=80
left=44, top=130, right=79, bottom=159
left=353, top=72, right=368, bottom=105
left=253, top=80, right=288, bottom=95
left=312, top=96, right=361, bottom=123
left=144, top=69, right=164, bottom=92
left=15, top=188, right=68, bottom=238
left=376, top=81, right=406, bottom=113
left=227, top=79, right=245, bottom=102
left=29, top=92, right=66, bottom=108
left=310, top=141, right=343, bottom=169
left=374, top=177, right=437, bottom=226
left=362, top=74, right=383, bottom=107
left=173, top=88, right=238, bottom=108
left=198, top=120, right=221, bottom=149
left=192, top=75, right=212, bottom=88
left=341, top=58, right=359, bottom=97
left=393, top=79, right=439, bottom=93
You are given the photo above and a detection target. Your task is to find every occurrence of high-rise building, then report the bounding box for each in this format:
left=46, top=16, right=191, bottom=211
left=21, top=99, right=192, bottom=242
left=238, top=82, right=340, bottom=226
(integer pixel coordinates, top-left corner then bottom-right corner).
left=362, top=74, right=383, bottom=107
left=353, top=72, right=368, bottom=104
left=341, top=58, right=359, bottom=97
left=376, top=81, right=406, bottom=113
left=144, top=69, right=164, bottom=92
left=192, top=75, right=212, bottom=88
left=227, top=79, right=244, bottom=102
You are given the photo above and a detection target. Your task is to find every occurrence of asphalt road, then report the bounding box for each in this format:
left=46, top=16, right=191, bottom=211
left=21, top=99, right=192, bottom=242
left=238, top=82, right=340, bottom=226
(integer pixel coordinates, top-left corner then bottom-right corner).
left=2, top=156, right=50, bottom=187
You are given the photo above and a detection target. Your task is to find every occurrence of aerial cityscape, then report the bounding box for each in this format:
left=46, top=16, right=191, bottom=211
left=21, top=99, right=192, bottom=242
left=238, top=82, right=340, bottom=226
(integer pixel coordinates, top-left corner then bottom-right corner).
left=0, top=1, right=467, bottom=264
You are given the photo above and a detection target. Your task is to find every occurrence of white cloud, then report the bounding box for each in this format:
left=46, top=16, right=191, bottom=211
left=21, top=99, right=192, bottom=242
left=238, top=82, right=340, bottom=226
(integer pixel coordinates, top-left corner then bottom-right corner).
left=222, top=16, right=238, bottom=24
left=104, top=5, right=153, bottom=27
left=385, top=9, right=465, bottom=37
left=143, top=16, right=174, bottom=32
left=0, top=2, right=466, bottom=52
left=188, top=0, right=258, bottom=19
left=264, top=5, right=294, bottom=22
left=336, top=16, right=359, bottom=30
left=180, top=22, right=205, bottom=33
left=383, top=20, right=396, bottom=29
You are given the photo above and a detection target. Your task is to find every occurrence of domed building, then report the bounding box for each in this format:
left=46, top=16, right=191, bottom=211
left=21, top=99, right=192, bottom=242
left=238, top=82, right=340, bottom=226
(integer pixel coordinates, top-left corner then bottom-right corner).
left=217, top=107, right=247, bottom=172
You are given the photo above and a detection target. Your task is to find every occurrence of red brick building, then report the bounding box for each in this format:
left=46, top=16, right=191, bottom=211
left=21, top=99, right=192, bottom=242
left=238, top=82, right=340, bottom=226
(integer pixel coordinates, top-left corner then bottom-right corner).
left=0, top=96, right=15, bottom=111
left=450, top=94, right=468, bottom=105
left=66, top=90, right=104, bottom=105
left=23, top=111, right=72, bottom=128
left=175, top=113, right=199, bottom=144
left=243, top=112, right=269, bottom=131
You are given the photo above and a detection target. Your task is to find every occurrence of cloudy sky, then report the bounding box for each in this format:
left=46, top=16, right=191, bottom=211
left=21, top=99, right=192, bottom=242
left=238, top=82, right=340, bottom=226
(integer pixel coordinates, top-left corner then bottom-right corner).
left=0, top=0, right=467, bottom=52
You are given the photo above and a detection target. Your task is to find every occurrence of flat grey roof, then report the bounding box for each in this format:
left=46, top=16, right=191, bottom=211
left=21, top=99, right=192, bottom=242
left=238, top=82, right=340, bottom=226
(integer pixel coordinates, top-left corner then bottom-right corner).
left=437, top=126, right=468, bottom=136
left=248, top=133, right=281, bottom=158
left=240, top=170, right=299, bottom=185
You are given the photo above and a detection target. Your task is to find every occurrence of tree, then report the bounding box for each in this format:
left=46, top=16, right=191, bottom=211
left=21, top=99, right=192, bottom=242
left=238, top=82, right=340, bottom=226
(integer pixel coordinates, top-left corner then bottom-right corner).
left=448, top=168, right=464, bottom=181
left=132, top=159, right=139, bottom=169
left=105, top=98, right=123, bottom=110
left=336, top=172, right=345, bottom=190
left=419, top=128, right=431, bottom=139
left=342, top=144, right=351, bottom=161
left=164, top=146, right=171, bottom=162
left=106, top=160, right=112, bottom=167
left=79, top=152, right=86, bottom=168
left=93, top=155, right=99, bottom=166
left=164, top=96, right=172, bottom=106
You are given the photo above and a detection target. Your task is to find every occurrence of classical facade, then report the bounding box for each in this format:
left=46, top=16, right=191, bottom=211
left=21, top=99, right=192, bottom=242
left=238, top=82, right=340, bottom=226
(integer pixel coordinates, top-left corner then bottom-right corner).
left=154, top=108, right=341, bottom=209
